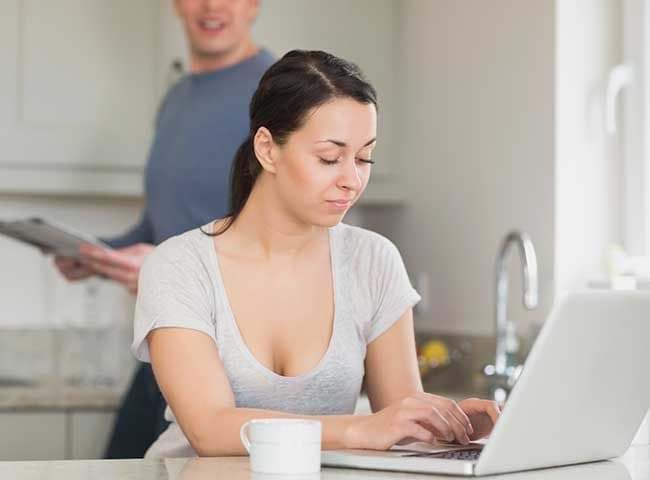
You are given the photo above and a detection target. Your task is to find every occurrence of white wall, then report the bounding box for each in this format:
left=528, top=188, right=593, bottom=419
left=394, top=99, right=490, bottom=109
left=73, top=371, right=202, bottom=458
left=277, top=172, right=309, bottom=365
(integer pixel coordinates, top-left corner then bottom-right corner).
left=555, top=0, right=622, bottom=296
left=370, top=0, right=622, bottom=339
left=384, top=0, right=556, bottom=336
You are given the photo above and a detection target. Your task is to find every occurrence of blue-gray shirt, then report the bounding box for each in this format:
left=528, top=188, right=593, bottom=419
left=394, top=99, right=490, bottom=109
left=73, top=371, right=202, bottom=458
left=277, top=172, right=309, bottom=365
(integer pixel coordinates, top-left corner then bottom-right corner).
left=106, top=49, right=276, bottom=248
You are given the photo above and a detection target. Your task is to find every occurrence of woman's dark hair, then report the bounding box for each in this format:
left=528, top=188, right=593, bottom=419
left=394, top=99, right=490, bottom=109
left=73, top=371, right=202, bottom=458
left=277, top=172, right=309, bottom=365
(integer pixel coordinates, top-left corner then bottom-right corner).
left=202, top=50, right=377, bottom=236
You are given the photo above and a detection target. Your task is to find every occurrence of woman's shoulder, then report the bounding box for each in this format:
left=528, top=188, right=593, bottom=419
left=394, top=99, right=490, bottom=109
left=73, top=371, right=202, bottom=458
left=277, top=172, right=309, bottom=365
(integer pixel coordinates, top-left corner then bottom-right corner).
left=332, top=224, right=405, bottom=277
left=334, top=222, right=400, bottom=257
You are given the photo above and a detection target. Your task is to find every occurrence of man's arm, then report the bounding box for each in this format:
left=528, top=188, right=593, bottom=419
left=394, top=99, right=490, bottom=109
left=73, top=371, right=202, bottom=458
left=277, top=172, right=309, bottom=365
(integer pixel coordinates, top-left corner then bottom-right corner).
left=101, top=207, right=155, bottom=249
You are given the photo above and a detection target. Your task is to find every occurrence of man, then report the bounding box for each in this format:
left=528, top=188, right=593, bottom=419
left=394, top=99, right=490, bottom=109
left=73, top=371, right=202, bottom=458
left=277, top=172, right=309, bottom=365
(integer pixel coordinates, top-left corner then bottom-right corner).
left=55, top=0, right=275, bottom=458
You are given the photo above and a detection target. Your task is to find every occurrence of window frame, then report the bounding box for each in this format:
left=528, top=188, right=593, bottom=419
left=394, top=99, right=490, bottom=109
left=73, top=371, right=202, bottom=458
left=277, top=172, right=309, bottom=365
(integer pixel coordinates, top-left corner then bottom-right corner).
left=622, top=0, right=650, bottom=255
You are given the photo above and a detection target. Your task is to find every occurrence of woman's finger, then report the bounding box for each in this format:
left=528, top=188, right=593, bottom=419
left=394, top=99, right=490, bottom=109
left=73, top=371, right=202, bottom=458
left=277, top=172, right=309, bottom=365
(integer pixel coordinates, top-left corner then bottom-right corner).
left=486, top=402, right=501, bottom=425
left=412, top=393, right=473, bottom=438
left=444, top=411, right=471, bottom=445
left=401, top=407, right=454, bottom=442
left=447, top=403, right=474, bottom=436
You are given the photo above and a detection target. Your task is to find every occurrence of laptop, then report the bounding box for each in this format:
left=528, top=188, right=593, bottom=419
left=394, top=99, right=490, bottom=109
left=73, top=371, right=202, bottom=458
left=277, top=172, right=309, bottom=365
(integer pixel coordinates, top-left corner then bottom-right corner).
left=322, top=290, right=650, bottom=476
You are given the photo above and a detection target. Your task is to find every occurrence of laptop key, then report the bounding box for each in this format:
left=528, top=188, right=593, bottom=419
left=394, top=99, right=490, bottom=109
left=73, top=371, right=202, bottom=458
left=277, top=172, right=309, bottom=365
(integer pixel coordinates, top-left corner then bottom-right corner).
left=400, top=448, right=482, bottom=461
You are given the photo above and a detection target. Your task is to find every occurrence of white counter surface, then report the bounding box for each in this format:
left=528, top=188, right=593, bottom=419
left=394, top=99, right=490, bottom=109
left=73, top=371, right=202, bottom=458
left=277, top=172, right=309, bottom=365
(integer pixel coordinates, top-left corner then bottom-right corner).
left=0, top=444, right=647, bottom=480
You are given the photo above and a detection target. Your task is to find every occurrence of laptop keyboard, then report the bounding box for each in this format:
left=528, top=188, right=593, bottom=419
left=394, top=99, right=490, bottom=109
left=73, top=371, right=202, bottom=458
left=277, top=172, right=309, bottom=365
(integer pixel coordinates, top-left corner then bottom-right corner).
left=400, top=448, right=482, bottom=461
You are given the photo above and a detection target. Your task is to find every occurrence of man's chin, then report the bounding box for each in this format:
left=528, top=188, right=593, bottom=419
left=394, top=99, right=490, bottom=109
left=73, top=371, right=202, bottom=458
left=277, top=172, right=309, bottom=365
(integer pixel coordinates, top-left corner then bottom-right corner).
left=189, top=37, right=237, bottom=59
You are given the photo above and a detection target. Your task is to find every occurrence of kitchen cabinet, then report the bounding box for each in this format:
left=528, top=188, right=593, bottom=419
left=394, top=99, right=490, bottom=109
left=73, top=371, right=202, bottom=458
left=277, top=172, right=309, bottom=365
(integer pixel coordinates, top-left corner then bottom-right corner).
left=69, top=411, right=115, bottom=460
left=0, top=0, right=403, bottom=202
left=0, top=0, right=180, bottom=196
left=0, top=412, right=65, bottom=460
left=0, top=410, right=115, bottom=461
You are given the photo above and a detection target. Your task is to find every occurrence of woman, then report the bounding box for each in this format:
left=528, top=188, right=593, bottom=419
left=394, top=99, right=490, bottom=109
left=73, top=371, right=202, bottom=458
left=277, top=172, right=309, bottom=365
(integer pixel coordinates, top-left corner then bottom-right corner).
left=133, top=50, right=501, bottom=458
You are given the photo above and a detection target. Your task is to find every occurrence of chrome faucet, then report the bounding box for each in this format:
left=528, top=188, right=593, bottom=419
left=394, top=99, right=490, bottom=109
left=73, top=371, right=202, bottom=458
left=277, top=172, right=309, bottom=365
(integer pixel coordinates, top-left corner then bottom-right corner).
left=483, top=231, right=539, bottom=401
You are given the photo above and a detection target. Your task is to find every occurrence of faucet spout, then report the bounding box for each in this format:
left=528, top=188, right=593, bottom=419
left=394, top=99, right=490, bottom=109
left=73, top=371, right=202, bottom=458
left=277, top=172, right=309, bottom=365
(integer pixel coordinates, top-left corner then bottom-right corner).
left=494, top=231, right=539, bottom=376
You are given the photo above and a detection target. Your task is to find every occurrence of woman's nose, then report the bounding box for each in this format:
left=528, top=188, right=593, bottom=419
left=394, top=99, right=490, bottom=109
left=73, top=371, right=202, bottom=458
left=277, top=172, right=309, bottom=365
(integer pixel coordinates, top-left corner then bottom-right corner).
left=338, top=158, right=363, bottom=191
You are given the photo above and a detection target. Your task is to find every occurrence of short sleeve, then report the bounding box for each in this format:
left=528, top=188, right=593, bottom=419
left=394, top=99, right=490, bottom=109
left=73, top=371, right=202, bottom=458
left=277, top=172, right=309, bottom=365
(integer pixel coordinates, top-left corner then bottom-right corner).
left=365, top=238, right=421, bottom=344
left=131, top=240, right=217, bottom=362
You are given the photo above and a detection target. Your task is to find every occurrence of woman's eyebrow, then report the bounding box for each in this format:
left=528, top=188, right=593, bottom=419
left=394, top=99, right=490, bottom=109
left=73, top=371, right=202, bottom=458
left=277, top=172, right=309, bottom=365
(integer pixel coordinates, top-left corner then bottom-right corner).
left=316, top=137, right=377, bottom=147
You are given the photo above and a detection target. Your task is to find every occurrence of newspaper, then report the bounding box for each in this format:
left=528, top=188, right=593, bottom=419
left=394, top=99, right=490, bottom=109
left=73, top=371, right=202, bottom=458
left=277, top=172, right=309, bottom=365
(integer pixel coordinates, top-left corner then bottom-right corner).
left=0, top=217, right=110, bottom=258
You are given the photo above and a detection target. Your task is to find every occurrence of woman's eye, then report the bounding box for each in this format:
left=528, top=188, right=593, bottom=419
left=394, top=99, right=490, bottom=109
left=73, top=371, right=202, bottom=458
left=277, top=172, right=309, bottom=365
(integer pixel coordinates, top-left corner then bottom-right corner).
left=319, top=157, right=339, bottom=165
left=318, top=157, right=375, bottom=165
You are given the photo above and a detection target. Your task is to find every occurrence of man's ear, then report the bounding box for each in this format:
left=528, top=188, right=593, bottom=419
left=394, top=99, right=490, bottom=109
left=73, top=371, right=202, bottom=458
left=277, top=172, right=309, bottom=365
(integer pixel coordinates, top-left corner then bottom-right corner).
left=248, top=0, right=260, bottom=24
left=253, top=127, right=278, bottom=174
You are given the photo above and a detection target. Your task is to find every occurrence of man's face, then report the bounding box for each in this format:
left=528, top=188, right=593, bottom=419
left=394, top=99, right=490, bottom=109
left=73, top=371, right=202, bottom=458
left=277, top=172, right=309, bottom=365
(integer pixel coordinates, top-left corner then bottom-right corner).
left=175, top=0, right=258, bottom=59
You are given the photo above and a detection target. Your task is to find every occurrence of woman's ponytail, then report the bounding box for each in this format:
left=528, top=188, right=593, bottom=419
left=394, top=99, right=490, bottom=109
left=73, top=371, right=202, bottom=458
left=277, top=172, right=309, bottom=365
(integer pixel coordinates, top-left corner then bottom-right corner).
left=208, top=134, right=260, bottom=235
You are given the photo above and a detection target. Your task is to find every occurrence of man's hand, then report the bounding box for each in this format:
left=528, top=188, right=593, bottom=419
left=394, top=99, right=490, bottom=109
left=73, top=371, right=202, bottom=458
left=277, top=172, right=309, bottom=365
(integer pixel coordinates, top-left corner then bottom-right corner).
left=78, top=243, right=155, bottom=294
left=54, top=255, right=94, bottom=281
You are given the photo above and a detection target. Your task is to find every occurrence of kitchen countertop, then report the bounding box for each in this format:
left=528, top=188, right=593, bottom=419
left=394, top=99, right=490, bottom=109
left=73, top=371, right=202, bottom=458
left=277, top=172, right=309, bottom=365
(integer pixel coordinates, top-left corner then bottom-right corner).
left=0, top=379, right=128, bottom=410
left=0, top=444, right=647, bottom=479
left=0, top=385, right=465, bottom=412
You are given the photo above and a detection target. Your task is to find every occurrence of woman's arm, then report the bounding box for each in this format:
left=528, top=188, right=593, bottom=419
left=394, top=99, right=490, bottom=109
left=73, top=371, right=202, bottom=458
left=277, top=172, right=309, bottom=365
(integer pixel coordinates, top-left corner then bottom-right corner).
left=149, top=312, right=501, bottom=455
left=362, top=308, right=501, bottom=444
left=149, top=324, right=483, bottom=455
left=148, top=328, right=395, bottom=455
left=363, top=307, right=423, bottom=411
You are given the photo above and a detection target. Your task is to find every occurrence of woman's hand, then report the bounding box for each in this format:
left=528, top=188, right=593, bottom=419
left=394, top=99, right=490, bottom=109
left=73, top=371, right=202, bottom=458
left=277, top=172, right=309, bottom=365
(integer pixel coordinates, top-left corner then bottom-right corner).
left=344, top=392, right=474, bottom=450
left=78, top=243, right=154, bottom=294
left=458, top=397, right=503, bottom=441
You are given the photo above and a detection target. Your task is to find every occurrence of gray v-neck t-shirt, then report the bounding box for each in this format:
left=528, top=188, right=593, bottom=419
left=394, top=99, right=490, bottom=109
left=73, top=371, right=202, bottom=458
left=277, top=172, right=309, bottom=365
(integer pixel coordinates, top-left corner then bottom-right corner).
left=132, top=221, right=421, bottom=458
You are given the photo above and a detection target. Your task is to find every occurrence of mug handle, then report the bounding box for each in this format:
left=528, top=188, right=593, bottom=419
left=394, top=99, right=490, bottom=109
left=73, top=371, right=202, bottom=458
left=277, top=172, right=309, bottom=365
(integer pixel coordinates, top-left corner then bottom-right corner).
left=240, top=421, right=252, bottom=453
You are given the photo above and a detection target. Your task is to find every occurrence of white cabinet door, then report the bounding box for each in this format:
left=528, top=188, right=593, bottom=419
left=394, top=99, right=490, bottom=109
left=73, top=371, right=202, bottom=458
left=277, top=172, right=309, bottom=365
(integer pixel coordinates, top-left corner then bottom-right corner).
left=69, top=411, right=115, bottom=460
left=0, top=0, right=164, bottom=195
left=0, top=412, right=65, bottom=460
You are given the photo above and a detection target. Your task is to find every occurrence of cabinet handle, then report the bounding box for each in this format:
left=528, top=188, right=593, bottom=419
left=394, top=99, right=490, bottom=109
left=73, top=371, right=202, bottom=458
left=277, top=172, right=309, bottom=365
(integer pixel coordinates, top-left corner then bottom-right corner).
left=605, top=64, right=633, bottom=135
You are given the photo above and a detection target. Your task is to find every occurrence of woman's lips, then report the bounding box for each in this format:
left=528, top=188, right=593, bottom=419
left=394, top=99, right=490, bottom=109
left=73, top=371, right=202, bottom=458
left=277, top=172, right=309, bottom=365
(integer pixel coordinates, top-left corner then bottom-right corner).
left=326, top=200, right=352, bottom=211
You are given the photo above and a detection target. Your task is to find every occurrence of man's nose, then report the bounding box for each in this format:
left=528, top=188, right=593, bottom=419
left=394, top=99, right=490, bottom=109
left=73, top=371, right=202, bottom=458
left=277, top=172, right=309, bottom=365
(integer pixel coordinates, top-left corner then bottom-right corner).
left=204, top=0, right=225, bottom=11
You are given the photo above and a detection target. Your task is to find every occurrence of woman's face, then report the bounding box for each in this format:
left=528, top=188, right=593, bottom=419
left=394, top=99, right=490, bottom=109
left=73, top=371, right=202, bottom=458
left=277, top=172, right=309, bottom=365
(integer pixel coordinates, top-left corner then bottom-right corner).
left=272, top=98, right=377, bottom=227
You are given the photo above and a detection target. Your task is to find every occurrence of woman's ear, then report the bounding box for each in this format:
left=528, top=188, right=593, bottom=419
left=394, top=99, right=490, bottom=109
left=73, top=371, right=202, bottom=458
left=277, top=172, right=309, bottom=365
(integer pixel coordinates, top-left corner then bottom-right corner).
left=253, top=127, right=278, bottom=174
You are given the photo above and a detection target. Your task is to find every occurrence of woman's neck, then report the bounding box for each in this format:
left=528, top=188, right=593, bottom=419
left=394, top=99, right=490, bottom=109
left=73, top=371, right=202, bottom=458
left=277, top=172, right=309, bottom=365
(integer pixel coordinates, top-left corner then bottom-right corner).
left=226, top=181, right=325, bottom=260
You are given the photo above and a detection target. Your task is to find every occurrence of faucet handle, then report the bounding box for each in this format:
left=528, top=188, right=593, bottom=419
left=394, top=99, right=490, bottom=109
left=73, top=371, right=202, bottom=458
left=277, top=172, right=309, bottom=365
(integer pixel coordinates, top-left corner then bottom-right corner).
left=507, top=364, right=524, bottom=387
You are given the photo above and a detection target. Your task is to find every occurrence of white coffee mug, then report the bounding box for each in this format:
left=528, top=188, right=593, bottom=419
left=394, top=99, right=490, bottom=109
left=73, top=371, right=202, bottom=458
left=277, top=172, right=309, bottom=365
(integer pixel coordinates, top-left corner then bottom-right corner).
left=240, top=418, right=322, bottom=474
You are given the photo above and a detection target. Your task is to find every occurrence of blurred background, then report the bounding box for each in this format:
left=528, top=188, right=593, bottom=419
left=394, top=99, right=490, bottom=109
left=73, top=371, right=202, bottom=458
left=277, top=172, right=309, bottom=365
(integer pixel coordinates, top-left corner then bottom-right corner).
left=0, top=0, right=648, bottom=461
